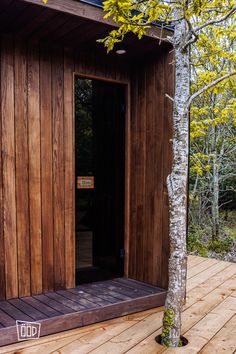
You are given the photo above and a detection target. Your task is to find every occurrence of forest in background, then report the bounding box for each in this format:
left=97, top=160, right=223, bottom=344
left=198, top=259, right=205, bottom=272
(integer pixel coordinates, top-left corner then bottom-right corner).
left=188, top=18, right=236, bottom=262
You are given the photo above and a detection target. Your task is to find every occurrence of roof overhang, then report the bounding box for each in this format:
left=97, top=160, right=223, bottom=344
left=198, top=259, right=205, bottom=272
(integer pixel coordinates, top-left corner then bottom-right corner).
left=18, top=0, right=173, bottom=41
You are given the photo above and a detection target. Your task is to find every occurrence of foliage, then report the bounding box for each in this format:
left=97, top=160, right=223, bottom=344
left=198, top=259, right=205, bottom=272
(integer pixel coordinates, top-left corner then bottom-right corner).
left=188, top=211, right=236, bottom=259
left=223, top=211, right=236, bottom=238
left=161, top=308, right=177, bottom=347
left=98, top=0, right=236, bottom=55
left=161, top=308, right=183, bottom=347
left=189, top=16, right=236, bottom=243
left=187, top=224, right=208, bottom=257
left=207, top=237, right=232, bottom=253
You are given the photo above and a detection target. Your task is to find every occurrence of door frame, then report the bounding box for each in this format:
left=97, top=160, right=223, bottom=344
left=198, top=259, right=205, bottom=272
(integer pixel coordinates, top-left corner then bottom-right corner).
left=73, top=72, right=131, bottom=278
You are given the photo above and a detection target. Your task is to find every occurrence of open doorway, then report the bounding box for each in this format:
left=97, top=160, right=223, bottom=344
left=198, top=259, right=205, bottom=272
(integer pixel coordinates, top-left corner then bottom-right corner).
left=75, top=76, right=126, bottom=285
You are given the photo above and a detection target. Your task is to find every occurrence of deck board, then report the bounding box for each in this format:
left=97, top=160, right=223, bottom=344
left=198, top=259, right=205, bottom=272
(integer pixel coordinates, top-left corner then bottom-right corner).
left=44, top=292, right=86, bottom=311
left=69, top=287, right=119, bottom=305
left=8, top=298, right=47, bottom=321
left=0, top=256, right=236, bottom=353
left=0, top=278, right=166, bottom=347
left=57, top=289, right=107, bottom=307
left=22, top=296, right=61, bottom=317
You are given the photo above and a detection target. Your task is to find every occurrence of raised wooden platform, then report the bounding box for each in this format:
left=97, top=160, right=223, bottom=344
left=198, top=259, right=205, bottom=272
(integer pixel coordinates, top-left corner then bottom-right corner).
left=1, top=256, right=235, bottom=354
left=0, top=278, right=166, bottom=347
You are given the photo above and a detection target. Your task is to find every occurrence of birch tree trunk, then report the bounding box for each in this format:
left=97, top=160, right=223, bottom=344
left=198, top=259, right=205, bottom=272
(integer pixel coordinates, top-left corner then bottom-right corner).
left=212, top=146, right=220, bottom=240
left=161, top=11, right=190, bottom=347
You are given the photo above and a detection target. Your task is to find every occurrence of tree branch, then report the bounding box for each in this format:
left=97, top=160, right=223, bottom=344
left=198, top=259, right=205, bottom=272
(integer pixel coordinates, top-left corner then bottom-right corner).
left=194, top=6, right=236, bottom=33
left=187, top=71, right=236, bottom=109
left=183, top=18, right=199, bottom=50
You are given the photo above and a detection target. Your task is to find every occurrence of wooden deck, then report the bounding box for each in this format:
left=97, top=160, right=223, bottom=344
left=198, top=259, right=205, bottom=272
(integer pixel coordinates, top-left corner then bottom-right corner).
left=0, top=255, right=236, bottom=354
left=0, top=278, right=166, bottom=348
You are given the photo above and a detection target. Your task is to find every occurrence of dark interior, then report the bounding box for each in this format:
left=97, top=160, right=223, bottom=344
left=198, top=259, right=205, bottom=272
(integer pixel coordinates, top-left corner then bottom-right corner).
left=75, top=77, right=126, bottom=284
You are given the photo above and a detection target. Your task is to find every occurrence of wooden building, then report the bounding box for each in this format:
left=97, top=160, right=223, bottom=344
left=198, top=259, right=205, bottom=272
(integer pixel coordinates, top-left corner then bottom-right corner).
left=0, top=0, right=174, bottom=346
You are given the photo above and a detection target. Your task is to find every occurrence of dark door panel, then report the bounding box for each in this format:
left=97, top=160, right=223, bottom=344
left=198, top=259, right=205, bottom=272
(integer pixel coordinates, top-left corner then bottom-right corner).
left=75, top=77, right=125, bottom=284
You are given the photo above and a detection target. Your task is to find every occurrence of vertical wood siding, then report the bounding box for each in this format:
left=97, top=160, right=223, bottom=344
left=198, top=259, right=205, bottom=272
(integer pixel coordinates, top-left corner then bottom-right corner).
left=0, top=38, right=5, bottom=300
left=129, top=50, right=172, bottom=289
left=64, top=47, right=75, bottom=289
left=15, top=40, right=30, bottom=297
left=1, top=36, right=18, bottom=299
left=28, top=41, right=42, bottom=295
left=0, top=35, right=172, bottom=299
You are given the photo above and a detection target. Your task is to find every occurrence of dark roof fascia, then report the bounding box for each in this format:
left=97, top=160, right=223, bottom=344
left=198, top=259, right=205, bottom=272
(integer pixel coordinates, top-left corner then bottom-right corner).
left=79, top=0, right=174, bottom=32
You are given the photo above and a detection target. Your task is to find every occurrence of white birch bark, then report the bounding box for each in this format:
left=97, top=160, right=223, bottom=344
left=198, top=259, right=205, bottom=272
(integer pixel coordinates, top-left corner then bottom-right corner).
left=161, top=8, right=190, bottom=347
left=211, top=126, right=220, bottom=240
left=160, top=4, right=236, bottom=348
left=212, top=156, right=219, bottom=239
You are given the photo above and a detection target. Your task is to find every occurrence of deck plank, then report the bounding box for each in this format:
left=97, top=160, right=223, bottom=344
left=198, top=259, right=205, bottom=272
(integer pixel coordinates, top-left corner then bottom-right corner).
left=109, top=280, right=151, bottom=298
left=66, top=288, right=105, bottom=308
left=33, top=294, right=74, bottom=314
left=72, top=285, right=122, bottom=304
left=53, top=318, right=138, bottom=354
left=199, top=315, right=236, bottom=354
left=0, top=257, right=235, bottom=353
left=0, top=317, right=135, bottom=353
left=45, top=292, right=86, bottom=311
left=187, top=256, right=208, bottom=269
left=90, top=284, right=235, bottom=354
left=187, top=258, right=219, bottom=279
left=8, top=298, right=47, bottom=320
left=0, top=279, right=166, bottom=348
left=110, top=279, right=153, bottom=296
left=184, top=263, right=236, bottom=309
left=82, top=282, right=133, bottom=301
left=187, top=260, right=231, bottom=291
left=6, top=333, right=86, bottom=354
left=57, top=289, right=104, bottom=307
left=169, top=303, right=235, bottom=353
left=0, top=301, right=33, bottom=321
left=0, top=309, right=15, bottom=327
left=115, top=278, right=163, bottom=293
left=22, top=296, right=61, bottom=317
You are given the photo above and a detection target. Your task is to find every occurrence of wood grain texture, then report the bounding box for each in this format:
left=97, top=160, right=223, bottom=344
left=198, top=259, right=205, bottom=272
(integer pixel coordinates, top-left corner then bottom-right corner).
left=124, top=83, right=131, bottom=277
left=162, top=47, right=174, bottom=289
left=0, top=38, right=5, bottom=300
left=28, top=40, right=42, bottom=295
left=20, top=0, right=172, bottom=41
left=64, top=47, right=75, bottom=289
left=40, top=42, right=54, bottom=292
left=14, top=39, right=30, bottom=297
left=0, top=279, right=166, bottom=347
left=52, top=45, right=65, bottom=290
left=129, top=72, right=138, bottom=279
left=152, top=53, right=164, bottom=287
left=144, top=60, right=155, bottom=284
left=1, top=257, right=234, bottom=353
left=136, top=66, right=146, bottom=282
left=1, top=35, right=18, bottom=299
left=0, top=35, right=173, bottom=299
left=128, top=50, right=172, bottom=288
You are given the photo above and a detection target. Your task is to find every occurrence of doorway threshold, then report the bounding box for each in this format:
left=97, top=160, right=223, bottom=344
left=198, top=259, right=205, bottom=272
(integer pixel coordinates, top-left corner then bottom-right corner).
left=0, top=278, right=166, bottom=347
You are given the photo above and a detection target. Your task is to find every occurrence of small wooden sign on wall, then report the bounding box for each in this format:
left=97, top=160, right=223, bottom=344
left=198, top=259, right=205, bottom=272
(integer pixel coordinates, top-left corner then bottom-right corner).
left=77, top=176, right=94, bottom=189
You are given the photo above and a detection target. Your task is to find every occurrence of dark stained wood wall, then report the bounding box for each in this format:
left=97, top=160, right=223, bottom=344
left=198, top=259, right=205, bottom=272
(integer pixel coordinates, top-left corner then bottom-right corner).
left=0, top=33, right=173, bottom=300
left=0, top=35, right=129, bottom=300
left=128, top=50, right=173, bottom=289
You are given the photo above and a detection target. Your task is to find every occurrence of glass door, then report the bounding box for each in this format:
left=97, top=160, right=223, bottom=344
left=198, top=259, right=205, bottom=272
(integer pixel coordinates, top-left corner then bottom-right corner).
left=75, top=77, right=126, bottom=284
